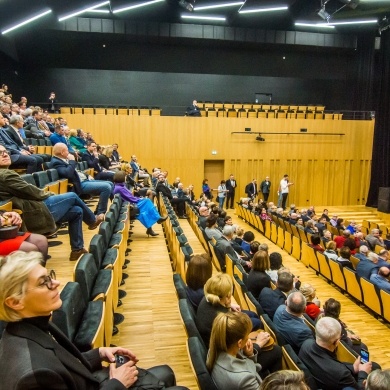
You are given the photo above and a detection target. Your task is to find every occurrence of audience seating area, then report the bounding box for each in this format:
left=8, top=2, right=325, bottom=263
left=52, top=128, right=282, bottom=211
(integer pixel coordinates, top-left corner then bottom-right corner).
left=60, top=106, right=162, bottom=116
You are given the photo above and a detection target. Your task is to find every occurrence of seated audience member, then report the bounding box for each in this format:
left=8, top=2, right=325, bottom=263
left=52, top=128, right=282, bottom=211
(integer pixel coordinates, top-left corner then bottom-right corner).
left=365, top=369, right=390, bottom=390
left=82, top=141, right=114, bottom=182
left=296, top=218, right=305, bottom=231
left=321, top=208, right=330, bottom=222
left=234, top=226, right=244, bottom=245
left=49, top=125, right=77, bottom=156
left=0, top=251, right=187, bottom=390
left=259, top=207, right=272, bottom=223
left=334, top=230, right=350, bottom=249
left=241, top=230, right=255, bottom=253
left=299, top=317, right=374, bottom=390
left=68, top=128, right=87, bottom=153
left=336, top=246, right=354, bottom=269
left=355, top=231, right=368, bottom=248
left=196, top=273, right=261, bottom=348
left=260, top=370, right=310, bottom=390
left=345, top=220, right=357, bottom=234
left=111, top=143, right=122, bottom=163
left=0, top=144, right=103, bottom=260
left=120, top=164, right=154, bottom=200
left=315, top=216, right=328, bottom=236
left=0, top=210, right=48, bottom=261
left=307, top=205, right=315, bottom=218
left=324, top=241, right=339, bottom=261
left=186, top=100, right=201, bottom=117
left=356, top=251, right=380, bottom=280
left=355, top=245, right=370, bottom=261
left=304, top=220, right=318, bottom=235
left=376, top=249, right=390, bottom=269
left=197, top=206, right=210, bottom=228
left=344, top=236, right=357, bottom=254
left=248, top=240, right=260, bottom=259
left=76, top=128, right=87, bottom=147
left=309, top=234, right=324, bottom=253
left=130, top=154, right=150, bottom=184
left=383, top=234, right=390, bottom=251
left=300, top=283, right=321, bottom=320
left=365, top=229, right=385, bottom=251
left=273, top=292, right=314, bottom=353
left=113, top=171, right=167, bottom=237
left=321, top=298, right=368, bottom=355
left=288, top=212, right=299, bottom=225
left=266, top=252, right=283, bottom=283
left=370, top=267, right=390, bottom=293
left=321, top=229, right=332, bottom=245
left=329, top=214, right=338, bottom=227
left=216, top=209, right=226, bottom=229
left=185, top=253, right=212, bottom=310
left=215, top=225, right=251, bottom=272
left=205, top=213, right=223, bottom=241
left=50, top=143, right=114, bottom=216
left=336, top=218, right=346, bottom=231
left=258, top=271, right=294, bottom=320
left=155, top=173, right=187, bottom=219
left=245, top=250, right=271, bottom=299
left=206, top=312, right=263, bottom=390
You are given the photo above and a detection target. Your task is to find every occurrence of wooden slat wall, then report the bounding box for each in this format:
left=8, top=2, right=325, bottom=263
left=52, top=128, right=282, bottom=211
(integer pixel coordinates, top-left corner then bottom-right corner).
left=66, top=114, right=374, bottom=207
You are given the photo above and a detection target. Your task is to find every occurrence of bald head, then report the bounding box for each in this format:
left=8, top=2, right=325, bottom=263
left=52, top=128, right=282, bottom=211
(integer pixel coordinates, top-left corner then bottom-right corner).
left=52, top=142, right=69, bottom=158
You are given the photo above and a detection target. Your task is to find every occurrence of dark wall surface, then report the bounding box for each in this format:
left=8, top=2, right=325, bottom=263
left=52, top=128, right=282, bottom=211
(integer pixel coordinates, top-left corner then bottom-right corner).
left=7, top=30, right=357, bottom=114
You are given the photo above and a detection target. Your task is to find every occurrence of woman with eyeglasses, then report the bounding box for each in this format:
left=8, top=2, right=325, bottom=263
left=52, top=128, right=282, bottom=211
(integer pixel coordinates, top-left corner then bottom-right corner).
left=0, top=210, right=48, bottom=261
left=0, top=251, right=188, bottom=390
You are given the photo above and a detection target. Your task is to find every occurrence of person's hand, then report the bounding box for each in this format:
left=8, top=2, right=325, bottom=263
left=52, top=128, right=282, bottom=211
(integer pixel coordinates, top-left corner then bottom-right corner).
left=67, top=153, right=75, bottom=161
left=246, top=261, right=252, bottom=269
left=347, top=332, right=360, bottom=341
left=242, top=339, right=254, bottom=357
left=28, top=145, right=35, bottom=153
left=353, top=356, right=372, bottom=375
left=255, top=332, right=271, bottom=348
left=99, top=346, right=138, bottom=364
left=3, top=211, right=22, bottom=227
left=109, top=360, right=138, bottom=388
left=230, top=303, right=241, bottom=312
left=21, top=150, right=30, bottom=155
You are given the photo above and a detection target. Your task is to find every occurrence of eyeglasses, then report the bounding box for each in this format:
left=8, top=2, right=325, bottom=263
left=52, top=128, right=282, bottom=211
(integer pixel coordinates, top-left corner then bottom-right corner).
left=0, top=150, right=9, bottom=156
left=27, top=270, right=57, bottom=291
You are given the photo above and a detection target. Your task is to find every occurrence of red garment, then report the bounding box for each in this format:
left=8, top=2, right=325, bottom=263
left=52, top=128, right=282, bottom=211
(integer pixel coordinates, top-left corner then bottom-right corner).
left=0, top=233, right=31, bottom=255
left=334, top=235, right=346, bottom=248
left=306, top=302, right=321, bottom=320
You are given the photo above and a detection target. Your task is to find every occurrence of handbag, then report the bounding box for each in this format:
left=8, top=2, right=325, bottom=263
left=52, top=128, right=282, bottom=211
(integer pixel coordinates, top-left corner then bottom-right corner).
left=0, top=225, right=19, bottom=240
left=130, top=367, right=165, bottom=390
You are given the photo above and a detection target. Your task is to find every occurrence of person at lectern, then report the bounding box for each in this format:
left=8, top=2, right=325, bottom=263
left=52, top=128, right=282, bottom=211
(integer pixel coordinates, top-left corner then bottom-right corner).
left=186, top=100, right=201, bottom=116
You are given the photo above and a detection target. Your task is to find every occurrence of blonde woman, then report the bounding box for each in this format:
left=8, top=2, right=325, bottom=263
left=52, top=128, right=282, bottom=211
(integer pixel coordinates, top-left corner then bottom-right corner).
left=260, top=370, right=310, bottom=390
left=207, top=312, right=262, bottom=390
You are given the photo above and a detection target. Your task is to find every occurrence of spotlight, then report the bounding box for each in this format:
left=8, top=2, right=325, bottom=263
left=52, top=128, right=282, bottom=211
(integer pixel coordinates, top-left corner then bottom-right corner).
left=178, top=0, right=195, bottom=12
left=256, top=136, right=265, bottom=142
left=317, top=7, right=331, bottom=21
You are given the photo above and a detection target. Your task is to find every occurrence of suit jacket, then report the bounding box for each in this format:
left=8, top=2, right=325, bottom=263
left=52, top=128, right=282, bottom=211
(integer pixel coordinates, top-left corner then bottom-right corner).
left=258, top=287, right=286, bottom=320
left=225, top=179, right=237, bottom=194
left=50, top=134, right=75, bottom=153
left=0, top=319, right=125, bottom=390
left=49, top=157, right=83, bottom=194
left=3, top=126, right=28, bottom=149
left=0, top=168, right=56, bottom=234
left=299, top=339, right=367, bottom=390
left=82, top=152, right=103, bottom=174
left=0, top=130, right=25, bottom=161
left=370, top=274, right=390, bottom=293
left=155, top=182, right=173, bottom=200
left=260, top=180, right=271, bottom=194
left=356, top=260, right=379, bottom=280
left=215, top=236, right=245, bottom=271
left=245, top=182, right=257, bottom=198
left=211, top=351, right=261, bottom=390
left=245, top=271, right=271, bottom=301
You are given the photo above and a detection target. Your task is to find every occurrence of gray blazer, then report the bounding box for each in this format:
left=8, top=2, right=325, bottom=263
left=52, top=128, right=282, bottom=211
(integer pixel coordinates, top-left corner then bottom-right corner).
left=211, top=351, right=262, bottom=390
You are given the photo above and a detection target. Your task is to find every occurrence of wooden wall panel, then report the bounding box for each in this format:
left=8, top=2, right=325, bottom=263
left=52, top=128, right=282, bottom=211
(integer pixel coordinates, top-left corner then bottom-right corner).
left=67, top=114, right=374, bottom=206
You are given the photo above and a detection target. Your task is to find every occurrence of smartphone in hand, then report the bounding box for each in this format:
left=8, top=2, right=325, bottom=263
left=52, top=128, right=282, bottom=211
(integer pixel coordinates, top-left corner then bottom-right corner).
left=360, top=348, right=369, bottom=364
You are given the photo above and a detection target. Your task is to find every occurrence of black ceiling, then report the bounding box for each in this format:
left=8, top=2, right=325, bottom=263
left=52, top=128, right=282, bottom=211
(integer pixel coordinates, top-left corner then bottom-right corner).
left=1, top=0, right=389, bottom=34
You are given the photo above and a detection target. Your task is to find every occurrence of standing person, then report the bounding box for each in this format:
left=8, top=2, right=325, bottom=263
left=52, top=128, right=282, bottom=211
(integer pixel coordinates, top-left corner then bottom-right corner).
left=202, top=179, right=212, bottom=200
left=280, top=174, right=294, bottom=210
left=217, top=180, right=228, bottom=209
left=260, top=176, right=271, bottom=202
left=48, top=91, right=59, bottom=113
left=245, top=179, right=258, bottom=200
left=225, top=174, right=237, bottom=209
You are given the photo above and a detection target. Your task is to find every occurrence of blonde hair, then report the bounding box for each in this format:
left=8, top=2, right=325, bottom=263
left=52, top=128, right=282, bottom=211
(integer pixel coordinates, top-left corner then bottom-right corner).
left=204, top=273, right=232, bottom=306
left=300, top=283, right=316, bottom=302
left=206, top=311, right=252, bottom=371
left=120, top=163, right=131, bottom=173
left=103, top=146, right=113, bottom=158
left=260, top=370, right=309, bottom=390
left=0, top=251, right=43, bottom=322
left=69, top=128, right=77, bottom=137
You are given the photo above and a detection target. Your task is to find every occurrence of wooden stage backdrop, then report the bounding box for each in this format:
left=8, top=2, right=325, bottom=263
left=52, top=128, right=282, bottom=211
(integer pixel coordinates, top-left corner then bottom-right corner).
left=67, top=114, right=374, bottom=207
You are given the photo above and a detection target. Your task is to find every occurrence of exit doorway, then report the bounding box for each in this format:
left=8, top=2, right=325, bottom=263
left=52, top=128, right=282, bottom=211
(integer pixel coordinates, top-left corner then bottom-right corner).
left=204, top=160, right=225, bottom=193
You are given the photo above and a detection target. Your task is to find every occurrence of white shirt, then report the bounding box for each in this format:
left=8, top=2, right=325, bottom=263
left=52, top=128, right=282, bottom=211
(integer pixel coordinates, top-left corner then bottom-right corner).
left=280, top=179, right=289, bottom=194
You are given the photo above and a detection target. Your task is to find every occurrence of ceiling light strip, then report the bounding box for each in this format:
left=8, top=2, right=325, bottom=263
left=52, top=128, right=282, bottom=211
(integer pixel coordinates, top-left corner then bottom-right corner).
left=194, top=2, right=244, bottom=11
left=329, top=19, right=378, bottom=26
left=88, top=9, right=111, bottom=13
left=239, top=6, right=288, bottom=14
left=295, top=22, right=335, bottom=29
left=58, top=1, right=110, bottom=22
left=112, top=0, right=164, bottom=14
left=181, top=15, right=226, bottom=21
left=2, top=9, right=52, bottom=35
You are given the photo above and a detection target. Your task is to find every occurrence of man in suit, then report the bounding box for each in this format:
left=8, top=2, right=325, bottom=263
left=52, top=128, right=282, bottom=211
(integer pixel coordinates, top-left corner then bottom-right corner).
left=225, top=174, right=237, bottom=209
left=82, top=141, right=114, bottom=182
left=48, top=91, right=59, bottom=113
left=245, top=179, right=257, bottom=200
left=130, top=154, right=150, bottom=183
left=299, top=317, right=372, bottom=390
left=50, top=125, right=77, bottom=155
left=0, top=143, right=104, bottom=260
left=215, top=225, right=251, bottom=272
left=260, top=176, right=271, bottom=202
left=356, top=251, right=380, bottom=280
left=186, top=100, right=201, bottom=116
left=258, top=271, right=293, bottom=320
left=273, top=291, right=314, bottom=354
left=155, top=173, right=187, bottom=218
left=50, top=143, right=114, bottom=216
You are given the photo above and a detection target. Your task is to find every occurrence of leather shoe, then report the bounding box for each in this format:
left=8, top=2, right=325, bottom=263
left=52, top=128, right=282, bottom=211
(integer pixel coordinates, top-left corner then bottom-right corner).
left=69, top=248, right=88, bottom=261
left=157, top=215, right=168, bottom=224
left=88, top=213, right=105, bottom=230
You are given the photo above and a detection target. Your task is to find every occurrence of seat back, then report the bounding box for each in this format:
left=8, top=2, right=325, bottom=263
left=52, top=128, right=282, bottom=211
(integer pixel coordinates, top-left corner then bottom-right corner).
left=178, top=299, right=205, bottom=349
left=32, top=171, right=51, bottom=189
left=20, top=173, right=37, bottom=186
left=46, top=168, right=59, bottom=182
left=343, top=267, right=362, bottom=302
left=173, top=274, right=187, bottom=300
left=232, top=274, right=249, bottom=310
left=360, top=277, right=382, bottom=317
left=89, top=234, right=106, bottom=268
left=317, top=252, right=332, bottom=281
left=244, top=291, right=264, bottom=316
left=260, top=314, right=286, bottom=345
left=74, top=253, right=99, bottom=303
left=380, top=289, right=390, bottom=322
left=328, top=259, right=346, bottom=291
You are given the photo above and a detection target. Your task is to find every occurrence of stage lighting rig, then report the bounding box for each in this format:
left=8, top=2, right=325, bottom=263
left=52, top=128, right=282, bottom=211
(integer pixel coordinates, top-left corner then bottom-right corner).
left=178, top=0, right=195, bottom=12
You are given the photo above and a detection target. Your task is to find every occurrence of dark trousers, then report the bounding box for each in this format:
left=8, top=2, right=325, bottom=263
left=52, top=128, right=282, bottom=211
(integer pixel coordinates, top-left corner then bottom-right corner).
left=10, top=154, right=42, bottom=174
left=170, top=198, right=186, bottom=216
left=262, top=192, right=270, bottom=202
left=226, top=191, right=235, bottom=208
left=282, top=193, right=289, bottom=210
